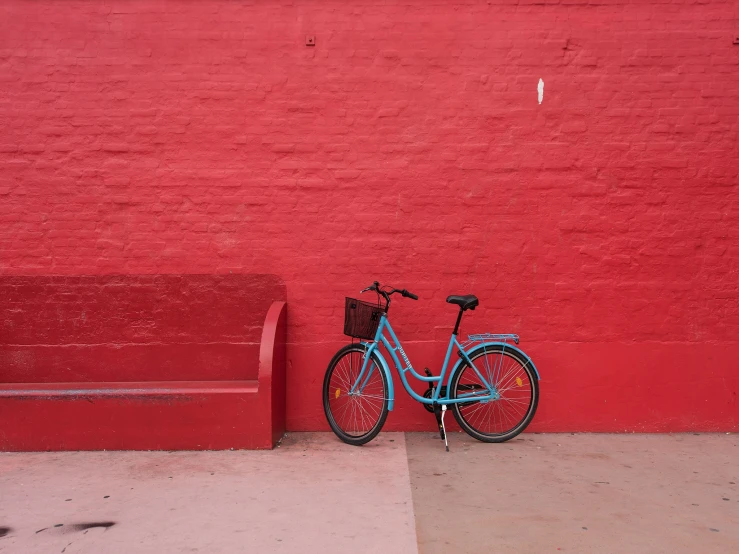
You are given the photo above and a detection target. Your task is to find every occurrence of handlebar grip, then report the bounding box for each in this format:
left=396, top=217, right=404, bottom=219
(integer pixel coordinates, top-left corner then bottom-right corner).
left=402, top=290, right=419, bottom=300
left=361, top=281, right=380, bottom=294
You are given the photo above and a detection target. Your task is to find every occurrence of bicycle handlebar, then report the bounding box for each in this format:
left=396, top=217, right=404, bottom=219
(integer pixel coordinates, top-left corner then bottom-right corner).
left=360, top=281, right=418, bottom=303
left=360, top=282, right=379, bottom=294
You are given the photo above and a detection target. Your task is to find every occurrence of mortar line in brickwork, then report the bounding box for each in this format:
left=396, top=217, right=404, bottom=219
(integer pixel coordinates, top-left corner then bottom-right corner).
left=285, top=338, right=442, bottom=346
left=286, top=340, right=739, bottom=345
left=499, top=340, right=739, bottom=345
left=1, top=341, right=262, bottom=347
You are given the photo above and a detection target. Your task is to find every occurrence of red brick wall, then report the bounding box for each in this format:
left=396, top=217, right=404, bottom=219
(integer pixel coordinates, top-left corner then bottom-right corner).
left=1, top=1, right=737, bottom=431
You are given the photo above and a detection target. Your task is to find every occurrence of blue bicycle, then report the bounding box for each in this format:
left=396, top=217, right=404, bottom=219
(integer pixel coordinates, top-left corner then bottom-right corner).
left=323, top=282, right=540, bottom=449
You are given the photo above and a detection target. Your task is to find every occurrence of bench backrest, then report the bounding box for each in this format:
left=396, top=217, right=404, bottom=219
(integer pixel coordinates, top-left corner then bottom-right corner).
left=0, top=274, right=286, bottom=383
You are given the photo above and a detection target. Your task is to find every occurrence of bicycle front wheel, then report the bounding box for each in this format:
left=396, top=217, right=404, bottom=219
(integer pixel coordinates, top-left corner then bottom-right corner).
left=450, top=344, right=539, bottom=442
left=323, top=344, right=389, bottom=446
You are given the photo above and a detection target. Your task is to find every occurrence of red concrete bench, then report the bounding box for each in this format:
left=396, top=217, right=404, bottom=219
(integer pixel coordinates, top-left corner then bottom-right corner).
left=0, top=274, right=286, bottom=451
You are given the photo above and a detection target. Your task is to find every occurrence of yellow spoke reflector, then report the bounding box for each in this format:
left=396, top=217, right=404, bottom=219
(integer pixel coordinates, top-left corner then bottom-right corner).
left=516, top=377, right=523, bottom=387
left=335, top=388, right=341, bottom=399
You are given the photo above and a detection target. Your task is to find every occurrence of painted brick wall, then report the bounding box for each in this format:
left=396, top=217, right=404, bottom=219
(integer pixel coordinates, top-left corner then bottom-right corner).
left=1, top=1, right=737, bottom=432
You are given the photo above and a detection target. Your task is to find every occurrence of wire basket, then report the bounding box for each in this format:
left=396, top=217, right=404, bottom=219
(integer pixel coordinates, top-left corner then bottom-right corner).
left=344, top=297, right=383, bottom=340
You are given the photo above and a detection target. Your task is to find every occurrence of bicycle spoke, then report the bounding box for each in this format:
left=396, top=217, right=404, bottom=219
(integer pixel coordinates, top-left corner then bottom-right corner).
left=454, top=349, right=535, bottom=437
left=326, top=348, right=388, bottom=439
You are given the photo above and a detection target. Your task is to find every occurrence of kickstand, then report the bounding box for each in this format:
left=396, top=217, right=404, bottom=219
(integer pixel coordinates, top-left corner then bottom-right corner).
left=433, top=402, right=450, bottom=452
left=441, top=405, right=449, bottom=452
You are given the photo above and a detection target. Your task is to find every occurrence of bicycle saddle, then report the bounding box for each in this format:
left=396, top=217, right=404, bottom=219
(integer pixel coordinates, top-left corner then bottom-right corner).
left=446, top=294, right=479, bottom=310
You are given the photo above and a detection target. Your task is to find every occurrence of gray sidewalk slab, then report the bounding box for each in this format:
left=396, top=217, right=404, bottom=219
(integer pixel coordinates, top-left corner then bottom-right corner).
left=0, top=433, right=418, bottom=554
left=406, top=432, right=739, bottom=554
left=2, top=432, right=738, bottom=554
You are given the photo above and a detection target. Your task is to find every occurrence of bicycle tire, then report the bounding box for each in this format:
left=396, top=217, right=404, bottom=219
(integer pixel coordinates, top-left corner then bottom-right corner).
left=323, top=343, right=389, bottom=446
left=450, top=344, right=539, bottom=443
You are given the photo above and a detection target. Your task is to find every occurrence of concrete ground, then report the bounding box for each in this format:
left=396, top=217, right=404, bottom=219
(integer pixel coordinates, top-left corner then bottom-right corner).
left=1, top=433, right=737, bottom=553
left=407, top=433, right=739, bottom=554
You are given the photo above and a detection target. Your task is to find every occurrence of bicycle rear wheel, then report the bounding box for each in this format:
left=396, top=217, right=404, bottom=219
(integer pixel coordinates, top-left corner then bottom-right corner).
left=323, top=344, right=389, bottom=446
left=450, top=344, right=538, bottom=442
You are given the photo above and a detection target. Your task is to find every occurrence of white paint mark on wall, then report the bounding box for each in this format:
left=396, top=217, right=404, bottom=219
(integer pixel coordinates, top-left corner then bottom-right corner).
left=538, top=79, right=544, bottom=104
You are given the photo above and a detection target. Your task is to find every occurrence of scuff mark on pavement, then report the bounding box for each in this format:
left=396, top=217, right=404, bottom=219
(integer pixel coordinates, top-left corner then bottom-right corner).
left=68, top=521, right=116, bottom=532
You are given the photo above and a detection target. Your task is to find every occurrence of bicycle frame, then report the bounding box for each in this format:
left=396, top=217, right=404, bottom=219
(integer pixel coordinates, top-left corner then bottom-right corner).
left=349, top=313, right=509, bottom=410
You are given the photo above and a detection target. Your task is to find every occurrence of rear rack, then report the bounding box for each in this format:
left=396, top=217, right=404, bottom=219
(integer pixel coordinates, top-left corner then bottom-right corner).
left=460, top=333, right=520, bottom=350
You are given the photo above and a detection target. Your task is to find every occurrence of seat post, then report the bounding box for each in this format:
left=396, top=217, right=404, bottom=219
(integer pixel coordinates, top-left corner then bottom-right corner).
left=452, top=308, right=464, bottom=335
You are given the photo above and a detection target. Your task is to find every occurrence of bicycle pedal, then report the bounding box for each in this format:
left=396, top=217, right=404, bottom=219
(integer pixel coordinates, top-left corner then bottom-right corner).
left=423, top=370, right=436, bottom=414
left=422, top=388, right=436, bottom=412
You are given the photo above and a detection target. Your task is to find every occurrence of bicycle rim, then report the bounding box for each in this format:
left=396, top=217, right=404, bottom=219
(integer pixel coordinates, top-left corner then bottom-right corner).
left=452, top=347, right=538, bottom=441
left=324, top=347, right=388, bottom=441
